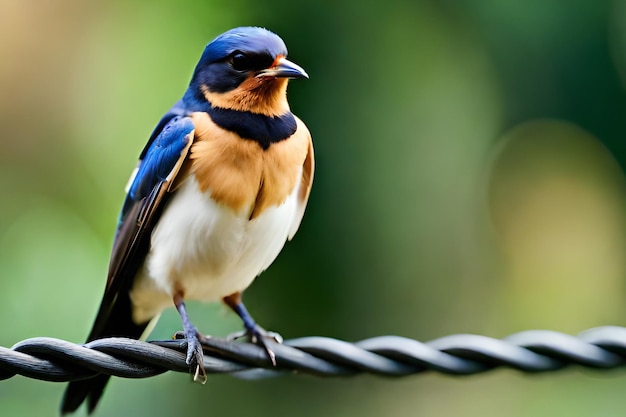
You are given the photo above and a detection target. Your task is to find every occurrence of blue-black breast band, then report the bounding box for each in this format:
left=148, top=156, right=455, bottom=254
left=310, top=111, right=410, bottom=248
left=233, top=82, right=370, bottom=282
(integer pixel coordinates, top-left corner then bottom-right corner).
left=206, top=105, right=297, bottom=150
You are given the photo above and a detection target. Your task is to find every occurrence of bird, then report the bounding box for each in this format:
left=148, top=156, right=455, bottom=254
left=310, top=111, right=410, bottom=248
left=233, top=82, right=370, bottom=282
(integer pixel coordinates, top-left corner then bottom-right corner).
left=60, top=26, right=313, bottom=415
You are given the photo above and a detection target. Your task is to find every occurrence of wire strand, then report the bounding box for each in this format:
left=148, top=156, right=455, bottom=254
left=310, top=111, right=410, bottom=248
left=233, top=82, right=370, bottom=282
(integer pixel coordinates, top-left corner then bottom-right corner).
left=2, top=326, right=625, bottom=383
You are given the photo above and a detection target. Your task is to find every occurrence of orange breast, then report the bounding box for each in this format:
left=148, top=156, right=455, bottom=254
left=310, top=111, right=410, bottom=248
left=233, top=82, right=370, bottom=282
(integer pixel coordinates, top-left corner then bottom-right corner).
left=188, top=112, right=309, bottom=219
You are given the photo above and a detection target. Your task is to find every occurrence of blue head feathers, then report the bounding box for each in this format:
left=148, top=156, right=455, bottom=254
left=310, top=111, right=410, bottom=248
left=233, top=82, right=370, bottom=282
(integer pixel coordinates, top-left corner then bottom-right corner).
left=200, top=27, right=288, bottom=65
left=186, top=27, right=289, bottom=95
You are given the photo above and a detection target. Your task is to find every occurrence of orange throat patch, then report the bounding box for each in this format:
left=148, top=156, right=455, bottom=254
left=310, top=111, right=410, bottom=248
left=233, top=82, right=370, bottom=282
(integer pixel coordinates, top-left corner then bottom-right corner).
left=201, top=76, right=290, bottom=117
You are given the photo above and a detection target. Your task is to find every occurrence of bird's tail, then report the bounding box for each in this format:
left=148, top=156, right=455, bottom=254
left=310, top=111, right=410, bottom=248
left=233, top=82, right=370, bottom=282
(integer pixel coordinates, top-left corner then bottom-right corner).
left=60, top=290, right=147, bottom=415
left=61, top=375, right=111, bottom=416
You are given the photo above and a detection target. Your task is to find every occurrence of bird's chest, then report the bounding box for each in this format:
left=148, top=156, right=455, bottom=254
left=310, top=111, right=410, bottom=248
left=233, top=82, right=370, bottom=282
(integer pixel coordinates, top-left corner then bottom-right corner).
left=141, top=113, right=308, bottom=300
left=149, top=176, right=299, bottom=289
left=184, top=111, right=307, bottom=219
left=130, top=175, right=300, bottom=322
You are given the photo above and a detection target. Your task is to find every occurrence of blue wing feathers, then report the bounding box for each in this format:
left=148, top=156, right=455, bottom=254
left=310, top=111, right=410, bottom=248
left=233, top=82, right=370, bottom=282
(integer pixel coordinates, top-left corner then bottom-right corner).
left=139, top=100, right=188, bottom=160
left=118, top=115, right=194, bottom=228
left=129, top=115, right=194, bottom=199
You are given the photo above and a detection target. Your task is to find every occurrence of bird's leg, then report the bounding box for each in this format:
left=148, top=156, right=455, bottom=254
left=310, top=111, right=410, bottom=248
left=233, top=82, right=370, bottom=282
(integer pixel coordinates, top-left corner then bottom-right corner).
left=223, top=292, right=282, bottom=366
left=173, top=293, right=207, bottom=384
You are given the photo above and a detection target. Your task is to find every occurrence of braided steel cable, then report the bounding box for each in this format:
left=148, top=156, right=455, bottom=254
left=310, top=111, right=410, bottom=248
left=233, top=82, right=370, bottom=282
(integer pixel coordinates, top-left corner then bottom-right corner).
left=1, top=326, right=625, bottom=383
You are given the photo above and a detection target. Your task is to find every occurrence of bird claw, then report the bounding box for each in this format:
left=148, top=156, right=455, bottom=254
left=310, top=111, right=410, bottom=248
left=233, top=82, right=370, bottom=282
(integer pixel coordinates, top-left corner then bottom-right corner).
left=172, top=330, right=207, bottom=384
left=192, top=363, right=207, bottom=384
left=227, top=325, right=282, bottom=366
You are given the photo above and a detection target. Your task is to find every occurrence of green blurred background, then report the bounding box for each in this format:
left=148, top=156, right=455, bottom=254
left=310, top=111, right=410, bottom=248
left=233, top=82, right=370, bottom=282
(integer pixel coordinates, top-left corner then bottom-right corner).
left=2, top=0, right=626, bottom=415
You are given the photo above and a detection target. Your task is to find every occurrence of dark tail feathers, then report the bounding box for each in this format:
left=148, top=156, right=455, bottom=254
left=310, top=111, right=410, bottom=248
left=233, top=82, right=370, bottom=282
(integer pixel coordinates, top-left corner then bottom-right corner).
left=60, top=290, right=147, bottom=415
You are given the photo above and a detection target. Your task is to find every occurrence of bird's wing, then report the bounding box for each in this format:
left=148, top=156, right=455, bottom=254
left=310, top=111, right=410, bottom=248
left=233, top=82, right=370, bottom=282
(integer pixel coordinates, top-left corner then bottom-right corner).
left=288, top=121, right=314, bottom=240
left=88, top=115, right=195, bottom=340
left=61, top=114, right=195, bottom=415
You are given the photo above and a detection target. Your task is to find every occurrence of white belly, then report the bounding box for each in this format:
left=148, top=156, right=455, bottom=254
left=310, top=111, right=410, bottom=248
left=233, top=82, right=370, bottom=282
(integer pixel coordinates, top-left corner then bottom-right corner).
left=129, top=176, right=298, bottom=323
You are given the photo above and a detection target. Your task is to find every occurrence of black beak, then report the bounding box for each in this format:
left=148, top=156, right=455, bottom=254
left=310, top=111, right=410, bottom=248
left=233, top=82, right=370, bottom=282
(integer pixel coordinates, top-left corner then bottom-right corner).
left=256, top=57, right=308, bottom=79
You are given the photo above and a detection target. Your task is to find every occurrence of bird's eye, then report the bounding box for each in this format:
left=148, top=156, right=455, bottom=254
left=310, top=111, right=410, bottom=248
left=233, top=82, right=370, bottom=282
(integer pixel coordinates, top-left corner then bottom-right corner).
left=230, top=52, right=251, bottom=71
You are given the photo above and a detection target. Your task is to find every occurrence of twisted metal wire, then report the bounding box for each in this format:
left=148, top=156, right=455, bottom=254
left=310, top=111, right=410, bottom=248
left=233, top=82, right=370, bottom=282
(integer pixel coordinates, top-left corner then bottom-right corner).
left=1, top=326, right=626, bottom=383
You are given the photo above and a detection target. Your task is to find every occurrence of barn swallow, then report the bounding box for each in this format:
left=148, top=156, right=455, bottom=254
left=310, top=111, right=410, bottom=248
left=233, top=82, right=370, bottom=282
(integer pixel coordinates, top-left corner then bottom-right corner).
left=60, top=26, right=313, bottom=414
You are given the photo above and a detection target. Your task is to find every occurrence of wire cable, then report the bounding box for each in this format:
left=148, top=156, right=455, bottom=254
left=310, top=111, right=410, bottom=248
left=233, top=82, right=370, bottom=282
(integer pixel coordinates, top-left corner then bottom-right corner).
left=1, top=326, right=625, bottom=383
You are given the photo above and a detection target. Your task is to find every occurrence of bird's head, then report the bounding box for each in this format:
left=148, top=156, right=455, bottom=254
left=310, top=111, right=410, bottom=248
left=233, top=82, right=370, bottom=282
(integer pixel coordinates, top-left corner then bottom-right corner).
left=185, top=27, right=308, bottom=117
